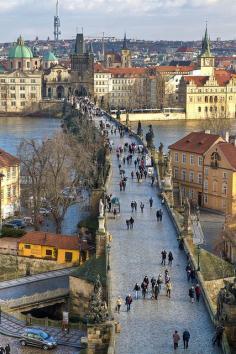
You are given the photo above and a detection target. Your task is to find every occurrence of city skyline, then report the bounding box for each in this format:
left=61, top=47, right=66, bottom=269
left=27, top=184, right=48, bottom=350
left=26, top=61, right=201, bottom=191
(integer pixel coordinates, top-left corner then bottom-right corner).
left=0, top=0, right=235, bottom=42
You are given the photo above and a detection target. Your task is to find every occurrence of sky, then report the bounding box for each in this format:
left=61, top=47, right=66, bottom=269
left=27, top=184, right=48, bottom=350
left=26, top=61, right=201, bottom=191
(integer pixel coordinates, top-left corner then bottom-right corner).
left=0, top=0, right=235, bottom=42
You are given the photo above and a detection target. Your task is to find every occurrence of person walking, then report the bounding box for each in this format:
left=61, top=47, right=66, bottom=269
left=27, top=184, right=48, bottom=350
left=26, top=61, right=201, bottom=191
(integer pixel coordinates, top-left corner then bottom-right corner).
left=133, top=283, right=140, bottom=299
left=190, top=269, right=196, bottom=283
left=159, top=209, right=163, bottom=221
left=166, top=281, right=172, bottom=298
left=116, top=296, right=122, bottom=313
left=157, top=274, right=163, bottom=291
left=149, top=197, right=153, bottom=208
left=183, top=330, right=190, bottom=349
left=5, top=344, right=10, bottom=354
left=151, top=176, right=155, bottom=186
left=131, top=201, right=134, bottom=212
left=212, top=324, right=224, bottom=347
left=186, top=264, right=192, bottom=282
left=154, top=282, right=159, bottom=300
left=134, top=201, right=137, bottom=211
left=173, top=330, right=180, bottom=350
left=0, top=347, right=5, bottom=354
left=131, top=171, right=134, bottom=180
left=168, top=251, right=174, bottom=266
left=129, top=217, right=134, bottom=229
left=126, top=219, right=130, bottom=230
left=140, top=202, right=144, bottom=213
left=156, top=209, right=160, bottom=222
left=125, top=294, right=132, bottom=312
left=195, top=284, right=201, bottom=302
left=161, top=250, right=167, bottom=265
left=151, top=277, right=156, bottom=290
left=189, top=286, right=195, bottom=303
left=141, top=282, right=148, bottom=299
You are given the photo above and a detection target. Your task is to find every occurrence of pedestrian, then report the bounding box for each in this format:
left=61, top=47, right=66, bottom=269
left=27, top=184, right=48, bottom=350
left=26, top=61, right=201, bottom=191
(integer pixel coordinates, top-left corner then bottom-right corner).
left=134, top=201, right=137, bottom=211
left=166, top=281, right=172, bottom=298
left=134, top=160, right=137, bottom=169
left=129, top=217, right=134, bottom=229
left=126, top=219, right=130, bottom=230
left=186, top=264, right=191, bottom=282
left=173, top=330, right=180, bottom=350
left=151, top=176, right=155, bottom=186
left=157, top=274, right=163, bottom=291
left=151, top=277, right=156, bottom=290
left=0, top=347, right=4, bottom=354
left=125, top=294, right=132, bottom=312
left=212, top=325, right=224, bottom=347
left=161, top=250, right=167, bottom=265
left=116, top=296, right=122, bottom=313
left=159, top=209, right=163, bottom=221
left=133, top=283, right=140, bottom=299
left=131, top=201, right=134, bottom=212
left=5, top=344, right=10, bottom=354
left=168, top=251, right=174, bottom=266
left=131, top=171, right=134, bottom=180
left=156, top=209, right=160, bottom=222
left=141, top=281, right=148, bottom=299
left=154, top=283, right=159, bottom=300
left=144, top=170, right=147, bottom=179
left=149, top=197, right=153, bottom=208
left=189, top=286, right=195, bottom=303
left=195, top=284, right=201, bottom=302
left=190, top=269, right=196, bottom=283
left=119, top=180, right=122, bottom=191
left=123, top=156, right=126, bottom=164
left=143, top=275, right=149, bottom=287
left=183, top=329, right=190, bottom=349
left=113, top=208, right=117, bottom=218
left=140, top=202, right=144, bottom=213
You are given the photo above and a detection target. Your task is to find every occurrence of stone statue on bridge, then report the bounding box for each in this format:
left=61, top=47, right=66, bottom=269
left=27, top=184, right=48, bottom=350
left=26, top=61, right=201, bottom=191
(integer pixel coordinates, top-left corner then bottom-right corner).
left=146, top=125, right=155, bottom=149
left=99, top=199, right=104, bottom=218
left=88, top=275, right=108, bottom=324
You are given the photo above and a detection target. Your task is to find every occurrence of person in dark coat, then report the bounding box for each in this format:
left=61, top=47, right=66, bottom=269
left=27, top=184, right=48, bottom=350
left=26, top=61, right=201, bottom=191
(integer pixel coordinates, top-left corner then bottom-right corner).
left=125, top=294, right=132, bottom=311
left=168, top=251, right=174, bottom=266
left=213, top=325, right=224, bottom=347
left=154, top=283, right=159, bottom=300
left=149, top=197, right=153, bottom=208
left=189, top=286, right=195, bottom=303
left=133, top=283, right=140, bottom=299
left=183, top=330, right=190, bottom=349
left=129, top=217, right=134, bottom=229
left=195, top=284, right=201, bottom=302
left=5, top=344, right=10, bottom=354
left=161, top=250, right=167, bottom=265
left=156, top=210, right=160, bottom=221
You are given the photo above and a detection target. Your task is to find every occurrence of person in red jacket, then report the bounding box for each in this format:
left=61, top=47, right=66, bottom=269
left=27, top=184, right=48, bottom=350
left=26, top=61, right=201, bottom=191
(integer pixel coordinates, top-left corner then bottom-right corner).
left=195, top=284, right=201, bottom=302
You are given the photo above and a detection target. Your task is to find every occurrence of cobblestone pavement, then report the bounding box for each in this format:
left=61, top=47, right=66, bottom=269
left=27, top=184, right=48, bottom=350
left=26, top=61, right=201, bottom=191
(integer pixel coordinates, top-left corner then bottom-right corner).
left=103, top=119, right=222, bottom=354
left=0, top=334, right=79, bottom=353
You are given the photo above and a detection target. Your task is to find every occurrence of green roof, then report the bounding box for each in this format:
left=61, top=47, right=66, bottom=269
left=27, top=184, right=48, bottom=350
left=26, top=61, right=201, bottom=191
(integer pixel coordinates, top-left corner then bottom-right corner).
left=9, top=36, right=33, bottom=60
left=43, top=51, right=57, bottom=62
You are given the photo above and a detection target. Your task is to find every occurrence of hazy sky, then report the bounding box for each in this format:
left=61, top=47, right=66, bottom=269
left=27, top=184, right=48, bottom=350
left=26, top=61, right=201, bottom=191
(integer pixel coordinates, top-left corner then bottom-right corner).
left=0, top=0, right=235, bottom=42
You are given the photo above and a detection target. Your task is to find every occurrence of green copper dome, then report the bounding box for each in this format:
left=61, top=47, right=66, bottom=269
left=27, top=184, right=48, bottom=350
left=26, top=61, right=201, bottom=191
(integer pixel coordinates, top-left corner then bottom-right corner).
left=9, top=36, right=33, bottom=59
left=43, top=51, right=57, bottom=62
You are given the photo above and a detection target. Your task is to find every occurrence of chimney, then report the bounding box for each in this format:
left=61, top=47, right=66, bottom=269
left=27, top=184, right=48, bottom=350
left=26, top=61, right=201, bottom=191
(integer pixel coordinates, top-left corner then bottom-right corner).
left=205, top=130, right=210, bottom=134
left=225, top=131, right=229, bottom=143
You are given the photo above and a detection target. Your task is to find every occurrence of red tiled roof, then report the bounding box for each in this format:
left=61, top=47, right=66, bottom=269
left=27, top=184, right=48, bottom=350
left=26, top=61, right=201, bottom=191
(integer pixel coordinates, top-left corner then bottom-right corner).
left=214, top=69, right=232, bottom=86
left=176, top=47, right=195, bottom=53
left=18, top=231, right=88, bottom=251
left=156, top=65, right=195, bottom=73
left=217, top=142, right=236, bottom=170
left=169, top=132, right=222, bottom=154
left=184, top=76, right=209, bottom=86
left=0, top=149, right=19, bottom=168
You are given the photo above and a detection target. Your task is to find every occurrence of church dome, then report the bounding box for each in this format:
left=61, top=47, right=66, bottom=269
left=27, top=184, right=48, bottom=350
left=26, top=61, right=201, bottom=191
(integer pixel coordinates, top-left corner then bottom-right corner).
left=9, top=36, right=33, bottom=59
left=43, top=51, right=57, bottom=62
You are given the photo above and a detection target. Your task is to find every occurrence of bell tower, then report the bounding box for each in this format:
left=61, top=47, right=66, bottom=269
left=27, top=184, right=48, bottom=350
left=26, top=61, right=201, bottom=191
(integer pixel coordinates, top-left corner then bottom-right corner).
left=198, top=25, right=215, bottom=76
left=121, top=33, right=131, bottom=68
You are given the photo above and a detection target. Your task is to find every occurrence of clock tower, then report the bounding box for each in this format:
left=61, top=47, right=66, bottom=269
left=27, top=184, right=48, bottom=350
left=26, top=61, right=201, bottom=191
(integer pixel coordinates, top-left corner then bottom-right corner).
left=198, top=25, right=215, bottom=76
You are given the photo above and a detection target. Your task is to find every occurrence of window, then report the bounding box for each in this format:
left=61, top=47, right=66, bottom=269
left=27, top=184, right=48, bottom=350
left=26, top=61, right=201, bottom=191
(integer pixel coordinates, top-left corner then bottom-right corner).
left=20, top=86, right=25, bottom=91
left=46, top=249, right=52, bottom=256
left=204, top=194, right=208, bottom=204
left=10, top=94, right=16, bottom=99
left=205, top=167, right=209, bottom=176
left=31, top=93, right=36, bottom=99
left=31, top=79, right=36, bottom=83
left=182, top=169, right=186, bottom=181
left=1, top=188, right=4, bottom=200
left=182, top=153, right=186, bottom=164
left=189, top=171, right=194, bottom=182
left=7, top=186, right=11, bottom=198
left=27, top=62, right=30, bottom=68
left=24, top=244, right=31, bottom=249
left=20, top=79, right=25, bottom=83
left=12, top=186, right=16, bottom=196
left=10, top=86, right=15, bottom=90
left=173, top=168, right=178, bottom=179
left=65, top=252, right=72, bottom=262
left=204, top=180, right=208, bottom=190
left=20, top=93, right=25, bottom=99
left=11, top=101, right=16, bottom=106
left=222, top=184, right=227, bottom=196
left=10, top=79, right=15, bottom=83
left=198, top=173, right=202, bottom=184
left=20, top=102, right=25, bottom=106
left=198, top=156, right=203, bottom=166
left=0, top=79, right=5, bottom=83
left=174, top=152, right=178, bottom=162
left=198, top=107, right=201, bottom=112
left=190, top=155, right=194, bottom=165
left=223, top=172, right=227, bottom=179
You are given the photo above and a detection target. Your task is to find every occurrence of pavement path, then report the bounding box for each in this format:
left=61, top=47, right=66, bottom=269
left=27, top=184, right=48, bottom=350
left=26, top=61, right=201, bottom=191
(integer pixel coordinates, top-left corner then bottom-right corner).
left=102, top=118, right=222, bottom=354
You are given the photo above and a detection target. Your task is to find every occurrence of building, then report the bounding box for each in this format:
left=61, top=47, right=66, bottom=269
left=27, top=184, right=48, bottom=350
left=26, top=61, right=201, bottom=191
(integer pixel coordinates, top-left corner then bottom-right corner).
left=178, top=27, right=236, bottom=120
left=70, top=33, right=94, bottom=97
left=104, top=34, right=132, bottom=69
left=18, top=231, right=89, bottom=264
left=169, top=131, right=236, bottom=215
left=43, top=63, right=71, bottom=99
left=0, top=36, right=42, bottom=114
left=0, top=149, right=20, bottom=219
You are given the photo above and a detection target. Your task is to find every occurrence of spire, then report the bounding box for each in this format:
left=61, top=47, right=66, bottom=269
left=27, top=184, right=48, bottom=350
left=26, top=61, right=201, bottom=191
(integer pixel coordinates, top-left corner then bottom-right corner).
left=201, top=22, right=211, bottom=56
left=122, top=33, right=128, bottom=50
left=17, top=35, right=24, bottom=46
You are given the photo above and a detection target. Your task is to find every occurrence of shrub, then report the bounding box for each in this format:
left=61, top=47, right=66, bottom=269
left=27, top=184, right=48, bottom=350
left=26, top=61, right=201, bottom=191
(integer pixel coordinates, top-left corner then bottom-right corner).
left=1, top=228, right=26, bottom=238
left=78, top=216, right=98, bottom=235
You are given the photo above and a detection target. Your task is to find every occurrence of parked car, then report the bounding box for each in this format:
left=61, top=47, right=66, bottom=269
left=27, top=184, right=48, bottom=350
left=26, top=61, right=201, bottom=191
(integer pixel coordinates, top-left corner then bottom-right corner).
left=20, top=328, right=57, bottom=350
left=3, top=219, right=26, bottom=229
left=23, top=216, right=33, bottom=225
left=39, top=208, right=51, bottom=216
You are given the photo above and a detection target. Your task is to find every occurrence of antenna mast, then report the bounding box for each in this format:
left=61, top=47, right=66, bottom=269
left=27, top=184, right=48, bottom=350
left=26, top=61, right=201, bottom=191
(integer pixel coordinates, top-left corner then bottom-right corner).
left=54, top=0, right=61, bottom=41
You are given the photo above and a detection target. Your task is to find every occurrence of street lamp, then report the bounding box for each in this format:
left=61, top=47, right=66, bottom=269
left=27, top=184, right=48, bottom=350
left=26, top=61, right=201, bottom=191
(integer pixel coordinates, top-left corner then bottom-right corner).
left=107, top=243, right=111, bottom=271
left=0, top=173, right=5, bottom=235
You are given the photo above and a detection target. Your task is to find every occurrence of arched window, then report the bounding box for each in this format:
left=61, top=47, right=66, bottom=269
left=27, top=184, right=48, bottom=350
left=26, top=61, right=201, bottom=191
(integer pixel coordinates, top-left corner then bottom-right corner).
left=205, top=96, right=208, bottom=103
left=214, top=96, right=218, bottom=103
left=205, top=106, right=208, bottom=112
left=222, top=183, right=227, bottom=196
left=211, top=151, right=221, bottom=168
left=210, top=96, right=213, bottom=103
left=198, top=107, right=201, bottom=112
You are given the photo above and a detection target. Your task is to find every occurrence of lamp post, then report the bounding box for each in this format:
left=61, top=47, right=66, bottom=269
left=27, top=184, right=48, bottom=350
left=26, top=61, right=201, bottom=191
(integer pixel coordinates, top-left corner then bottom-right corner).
left=107, top=243, right=111, bottom=271
left=0, top=173, right=5, bottom=236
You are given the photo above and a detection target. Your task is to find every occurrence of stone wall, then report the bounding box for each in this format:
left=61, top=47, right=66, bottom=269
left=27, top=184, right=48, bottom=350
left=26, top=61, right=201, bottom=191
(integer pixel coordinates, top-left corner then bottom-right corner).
left=87, top=322, right=114, bottom=354
left=69, top=276, right=94, bottom=317
left=0, top=253, right=70, bottom=277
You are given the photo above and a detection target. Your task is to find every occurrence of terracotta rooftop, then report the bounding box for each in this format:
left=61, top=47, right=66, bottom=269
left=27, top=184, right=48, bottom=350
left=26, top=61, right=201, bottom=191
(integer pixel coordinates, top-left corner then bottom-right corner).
left=169, top=132, right=222, bottom=154
left=217, top=142, right=236, bottom=171
left=156, top=65, right=195, bottom=73
left=18, top=231, right=88, bottom=251
left=184, top=75, right=209, bottom=86
left=0, top=148, right=19, bottom=168
left=176, top=47, right=195, bottom=53
left=184, top=69, right=234, bottom=87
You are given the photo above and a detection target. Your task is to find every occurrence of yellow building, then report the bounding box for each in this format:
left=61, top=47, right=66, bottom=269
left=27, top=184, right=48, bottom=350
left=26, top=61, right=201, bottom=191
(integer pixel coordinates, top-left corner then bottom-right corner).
left=169, top=131, right=236, bottom=215
left=43, top=64, right=71, bottom=99
left=0, top=149, right=20, bottom=219
left=178, top=27, right=236, bottom=120
left=18, top=231, right=89, bottom=264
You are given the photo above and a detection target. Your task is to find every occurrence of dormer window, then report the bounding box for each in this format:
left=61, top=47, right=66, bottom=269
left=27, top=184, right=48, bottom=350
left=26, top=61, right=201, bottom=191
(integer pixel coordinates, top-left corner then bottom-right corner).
left=211, top=151, right=220, bottom=168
